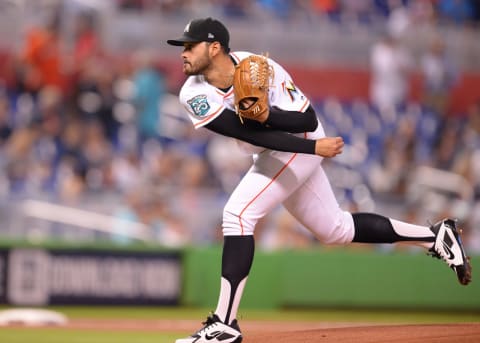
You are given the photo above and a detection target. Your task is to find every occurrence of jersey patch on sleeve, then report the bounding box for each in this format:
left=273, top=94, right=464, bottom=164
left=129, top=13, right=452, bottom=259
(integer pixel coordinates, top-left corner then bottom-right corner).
left=187, top=94, right=211, bottom=117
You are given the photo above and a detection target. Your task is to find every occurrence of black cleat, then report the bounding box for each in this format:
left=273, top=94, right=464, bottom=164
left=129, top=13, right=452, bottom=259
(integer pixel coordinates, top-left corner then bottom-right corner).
left=428, top=218, right=472, bottom=285
left=175, top=313, right=242, bottom=343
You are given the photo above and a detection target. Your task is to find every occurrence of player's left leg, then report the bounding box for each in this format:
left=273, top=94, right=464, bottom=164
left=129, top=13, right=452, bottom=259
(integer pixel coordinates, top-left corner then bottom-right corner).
left=215, top=150, right=324, bottom=324
left=351, top=214, right=471, bottom=285
left=352, top=212, right=434, bottom=247
left=283, top=166, right=471, bottom=285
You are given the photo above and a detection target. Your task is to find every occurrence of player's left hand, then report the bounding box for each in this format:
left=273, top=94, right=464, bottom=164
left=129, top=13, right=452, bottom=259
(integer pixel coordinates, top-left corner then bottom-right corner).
left=239, top=98, right=256, bottom=110
left=233, top=55, right=271, bottom=124
left=314, top=137, right=344, bottom=157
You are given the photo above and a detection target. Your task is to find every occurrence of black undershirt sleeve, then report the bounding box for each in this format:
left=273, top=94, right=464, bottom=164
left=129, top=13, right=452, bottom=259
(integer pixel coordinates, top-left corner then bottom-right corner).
left=205, top=109, right=317, bottom=155
left=264, top=105, right=318, bottom=133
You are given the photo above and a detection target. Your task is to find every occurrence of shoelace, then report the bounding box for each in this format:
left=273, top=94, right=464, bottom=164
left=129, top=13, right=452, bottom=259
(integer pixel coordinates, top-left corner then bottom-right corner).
left=196, top=314, right=219, bottom=335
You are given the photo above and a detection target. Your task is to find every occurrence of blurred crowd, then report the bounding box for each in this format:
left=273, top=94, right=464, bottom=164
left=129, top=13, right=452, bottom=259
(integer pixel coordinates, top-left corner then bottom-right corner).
left=0, top=0, right=479, bottom=252
left=117, top=0, right=480, bottom=27
left=0, top=6, right=250, bottom=247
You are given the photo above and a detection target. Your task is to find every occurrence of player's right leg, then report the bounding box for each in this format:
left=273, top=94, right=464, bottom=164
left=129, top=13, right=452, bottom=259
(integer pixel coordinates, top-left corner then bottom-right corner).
left=174, top=235, right=250, bottom=343
left=176, top=150, right=322, bottom=342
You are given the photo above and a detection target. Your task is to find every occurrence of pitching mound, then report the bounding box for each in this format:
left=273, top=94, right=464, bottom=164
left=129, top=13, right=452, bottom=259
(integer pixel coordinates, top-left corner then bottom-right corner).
left=246, top=323, right=480, bottom=343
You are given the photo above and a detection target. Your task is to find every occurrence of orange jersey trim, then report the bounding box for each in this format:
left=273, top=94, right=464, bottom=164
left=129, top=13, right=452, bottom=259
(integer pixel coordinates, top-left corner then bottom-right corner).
left=238, top=152, right=298, bottom=235
left=230, top=52, right=241, bottom=64
left=215, top=87, right=234, bottom=98
left=193, top=105, right=225, bottom=128
left=299, top=99, right=310, bottom=112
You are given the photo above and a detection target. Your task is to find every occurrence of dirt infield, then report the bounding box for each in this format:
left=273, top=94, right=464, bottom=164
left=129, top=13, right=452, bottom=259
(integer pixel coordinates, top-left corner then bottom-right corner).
left=247, top=323, right=480, bottom=342
left=65, top=319, right=480, bottom=342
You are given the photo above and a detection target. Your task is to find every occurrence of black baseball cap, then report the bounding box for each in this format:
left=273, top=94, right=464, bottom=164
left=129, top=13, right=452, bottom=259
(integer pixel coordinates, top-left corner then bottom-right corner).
left=167, top=17, right=230, bottom=52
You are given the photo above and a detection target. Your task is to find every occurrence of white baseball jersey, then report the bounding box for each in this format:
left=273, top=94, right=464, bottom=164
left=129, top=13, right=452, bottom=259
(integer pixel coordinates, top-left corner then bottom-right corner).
left=178, top=51, right=355, bottom=247
left=180, top=51, right=320, bottom=154
left=180, top=51, right=310, bottom=127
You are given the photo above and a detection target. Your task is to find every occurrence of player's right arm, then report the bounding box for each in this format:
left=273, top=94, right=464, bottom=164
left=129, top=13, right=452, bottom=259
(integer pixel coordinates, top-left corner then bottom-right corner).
left=205, top=108, right=343, bottom=158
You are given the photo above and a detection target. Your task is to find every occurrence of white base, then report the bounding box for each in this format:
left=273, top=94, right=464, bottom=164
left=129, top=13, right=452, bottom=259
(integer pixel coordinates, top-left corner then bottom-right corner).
left=0, top=308, right=68, bottom=326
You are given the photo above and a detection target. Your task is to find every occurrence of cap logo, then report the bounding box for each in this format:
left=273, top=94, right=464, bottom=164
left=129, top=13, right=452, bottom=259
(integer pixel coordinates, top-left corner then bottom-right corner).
left=208, top=33, right=214, bottom=39
left=184, top=22, right=191, bottom=33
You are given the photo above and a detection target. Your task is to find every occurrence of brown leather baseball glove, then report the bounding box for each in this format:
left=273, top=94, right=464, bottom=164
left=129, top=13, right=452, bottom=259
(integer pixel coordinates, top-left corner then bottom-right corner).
left=233, top=54, right=272, bottom=123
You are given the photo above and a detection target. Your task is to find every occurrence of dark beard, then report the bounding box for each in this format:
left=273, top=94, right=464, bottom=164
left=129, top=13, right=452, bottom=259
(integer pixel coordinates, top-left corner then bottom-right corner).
left=185, top=52, right=211, bottom=76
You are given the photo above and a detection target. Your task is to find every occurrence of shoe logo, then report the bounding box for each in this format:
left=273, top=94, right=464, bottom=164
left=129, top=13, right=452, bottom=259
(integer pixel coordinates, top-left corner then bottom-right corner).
left=204, top=330, right=236, bottom=341
left=442, top=241, right=455, bottom=261
left=205, top=331, right=222, bottom=340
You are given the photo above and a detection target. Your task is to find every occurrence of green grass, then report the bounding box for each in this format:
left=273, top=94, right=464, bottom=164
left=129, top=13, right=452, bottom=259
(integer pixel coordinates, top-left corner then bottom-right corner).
left=2, top=305, right=479, bottom=322
left=28, top=306, right=479, bottom=323
left=0, top=328, right=184, bottom=343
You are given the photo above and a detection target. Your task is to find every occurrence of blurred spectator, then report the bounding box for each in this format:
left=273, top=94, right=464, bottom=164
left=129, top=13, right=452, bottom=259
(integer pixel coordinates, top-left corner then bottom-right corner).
left=370, top=113, right=416, bottom=195
left=206, top=135, right=252, bottom=193
left=431, top=117, right=464, bottom=171
left=117, top=0, right=145, bottom=11
left=369, top=32, right=413, bottom=111
left=145, top=194, right=191, bottom=248
left=386, top=0, right=411, bottom=39
left=340, top=0, right=375, bottom=26
left=312, top=0, right=340, bottom=15
left=58, top=118, right=87, bottom=173
left=3, top=125, right=38, bottom=193
left=459, top=101, right=480, bottom=198
left=420, top=35, right=459, bottom=118
left=131, top=50, right=166, bottom=146
left=19, top=15, right=66, bottom=94
left=0, top=94, right=12, bottom=145
left=71, top=11, right=102, bottom=75
left=111, top=150, right=142, bottom=191
left=56, top=158, right=87, bottom=204
left=256, top=0, right=293, bottom=20
left=373, top=0, right=406, bottom=17
left=473, top=1, right=480, bottom=24
left=409, top=0, right=437, bottom=26
left=221, top=0, right=251, bottom=18
left=467, top=100, right=480, bottom=138
left=74, top=59, right=120, bottom=143
left=80, top=119, right=114, bottom=191
left=112, top=187, right=146, bottom=244
left=156, top=0, right=187, bottom=14
left=178, top=154, right=210, bottom=189
left=437, top=0, right=475, bottom=26
left=112, top=185, right=191, bottom=246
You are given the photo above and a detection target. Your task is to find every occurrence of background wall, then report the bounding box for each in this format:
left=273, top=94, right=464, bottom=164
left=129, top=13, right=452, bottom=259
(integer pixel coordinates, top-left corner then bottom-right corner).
left=183, top=246, right=480, bottom=310
left=1, top=243, right=478, bottom=310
